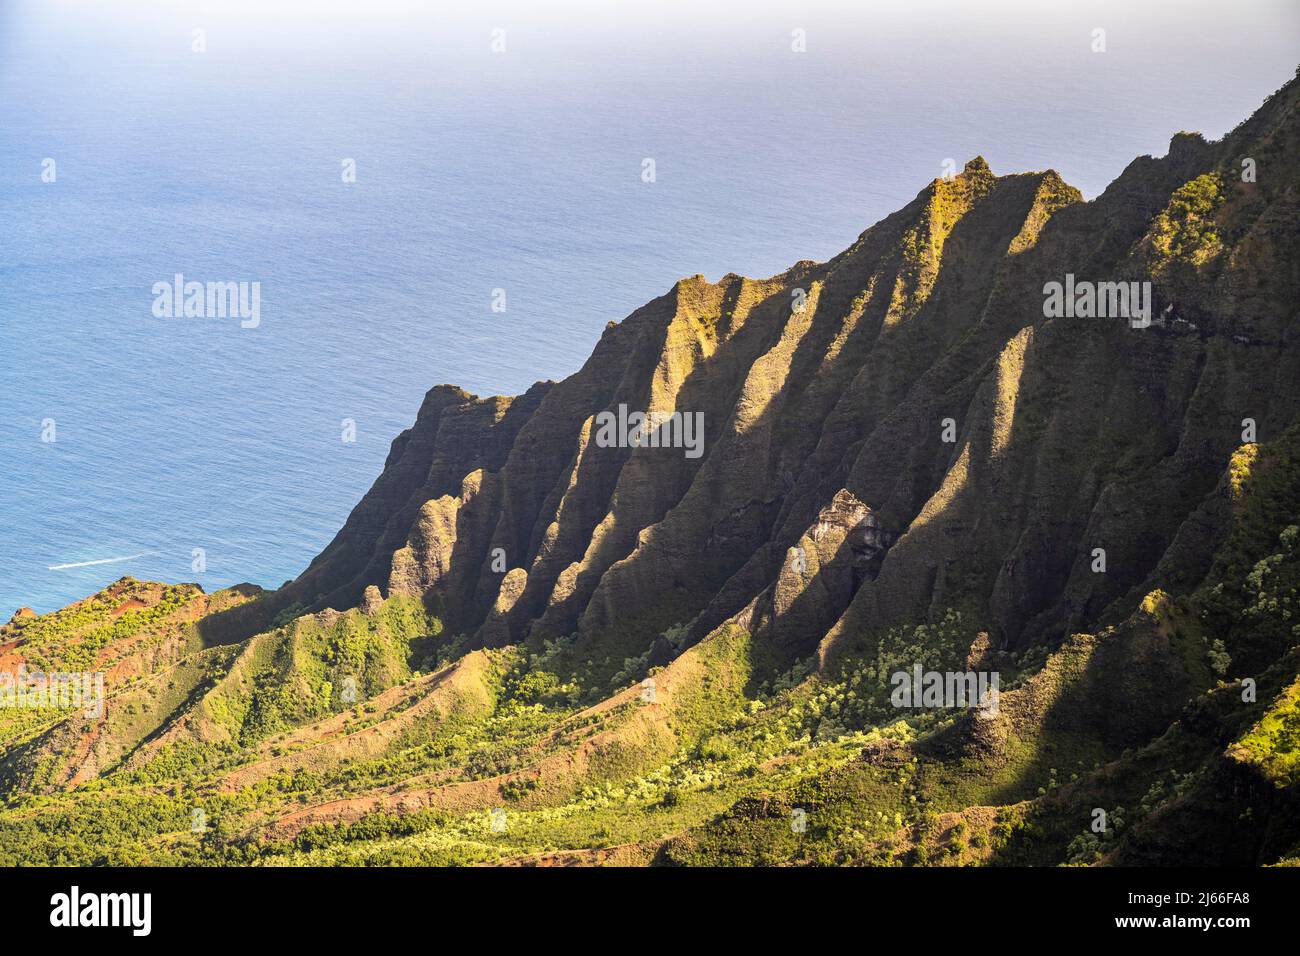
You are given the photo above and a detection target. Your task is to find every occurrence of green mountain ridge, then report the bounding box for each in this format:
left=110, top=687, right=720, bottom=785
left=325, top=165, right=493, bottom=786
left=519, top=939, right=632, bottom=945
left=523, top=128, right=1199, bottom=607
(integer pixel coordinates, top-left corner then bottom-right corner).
left=2, top=68, right=1299, bottom=866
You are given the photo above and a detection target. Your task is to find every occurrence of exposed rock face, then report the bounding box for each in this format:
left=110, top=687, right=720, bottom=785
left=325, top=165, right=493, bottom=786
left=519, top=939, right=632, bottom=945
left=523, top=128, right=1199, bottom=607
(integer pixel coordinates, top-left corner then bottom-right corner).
left=258, top=72, right=1300, bottom=687
left=731, top=489, right=896, bottom=671
left=811, top=489, right=893, bottom=588
left=360, top=585, right=383, bottom=615
left=478, top=567, right=528, bottom=648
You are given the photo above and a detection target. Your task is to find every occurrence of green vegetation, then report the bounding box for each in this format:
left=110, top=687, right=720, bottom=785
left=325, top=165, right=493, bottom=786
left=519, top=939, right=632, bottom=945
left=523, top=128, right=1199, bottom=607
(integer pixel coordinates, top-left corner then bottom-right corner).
left=1149, top=173, right=1226, bottom=266
left=2, top=425, right=1296, bottom=867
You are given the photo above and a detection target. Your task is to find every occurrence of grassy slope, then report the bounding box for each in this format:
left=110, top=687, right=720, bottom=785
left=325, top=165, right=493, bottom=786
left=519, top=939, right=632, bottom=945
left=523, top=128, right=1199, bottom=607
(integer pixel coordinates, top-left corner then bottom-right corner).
left=0, top=420, right=1295, bottom=866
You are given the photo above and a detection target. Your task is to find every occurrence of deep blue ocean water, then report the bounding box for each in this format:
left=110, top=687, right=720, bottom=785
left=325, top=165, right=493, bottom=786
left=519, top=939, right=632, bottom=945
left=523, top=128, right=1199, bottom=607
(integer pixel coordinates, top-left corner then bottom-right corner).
left=3, top=0, right=1297, bottom=614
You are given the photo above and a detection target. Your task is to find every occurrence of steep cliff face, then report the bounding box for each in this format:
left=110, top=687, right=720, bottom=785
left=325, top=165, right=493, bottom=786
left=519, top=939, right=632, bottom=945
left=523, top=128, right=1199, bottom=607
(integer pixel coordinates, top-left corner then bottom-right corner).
left=3, top=71, right=1298, bottom=867
left=272, top=71, right=1299, bottom=693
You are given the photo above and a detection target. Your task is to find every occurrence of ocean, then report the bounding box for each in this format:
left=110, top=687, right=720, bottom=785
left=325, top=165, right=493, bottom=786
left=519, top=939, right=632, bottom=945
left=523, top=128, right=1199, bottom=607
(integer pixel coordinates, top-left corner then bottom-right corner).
left=2, top=0, right=1297, bottom=614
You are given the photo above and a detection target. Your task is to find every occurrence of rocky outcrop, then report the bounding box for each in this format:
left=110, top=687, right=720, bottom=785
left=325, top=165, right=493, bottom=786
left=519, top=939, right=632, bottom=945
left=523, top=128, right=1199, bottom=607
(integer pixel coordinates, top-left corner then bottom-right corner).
left=259, top=71, right=1300, bottom=690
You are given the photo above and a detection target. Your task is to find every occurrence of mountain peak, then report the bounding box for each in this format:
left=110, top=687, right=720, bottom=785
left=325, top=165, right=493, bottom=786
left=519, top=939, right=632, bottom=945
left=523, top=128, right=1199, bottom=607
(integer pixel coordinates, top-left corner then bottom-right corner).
left=1168, top=129, right=1209, bottom=158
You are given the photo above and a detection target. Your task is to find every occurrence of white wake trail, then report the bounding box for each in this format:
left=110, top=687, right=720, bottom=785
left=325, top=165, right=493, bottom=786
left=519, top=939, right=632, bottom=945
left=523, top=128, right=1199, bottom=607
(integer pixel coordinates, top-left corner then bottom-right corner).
left=48, top=551, right=157, bottom=571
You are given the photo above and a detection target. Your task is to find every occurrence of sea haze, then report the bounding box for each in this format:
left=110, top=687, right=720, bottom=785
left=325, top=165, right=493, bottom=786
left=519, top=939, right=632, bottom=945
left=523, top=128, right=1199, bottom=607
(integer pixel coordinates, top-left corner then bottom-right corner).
left=3, top=0, right=1298, bottom=613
